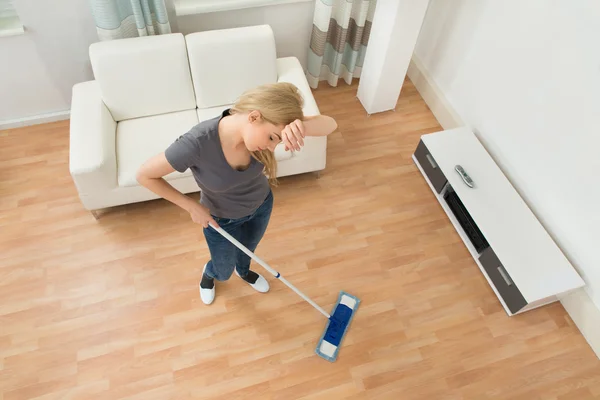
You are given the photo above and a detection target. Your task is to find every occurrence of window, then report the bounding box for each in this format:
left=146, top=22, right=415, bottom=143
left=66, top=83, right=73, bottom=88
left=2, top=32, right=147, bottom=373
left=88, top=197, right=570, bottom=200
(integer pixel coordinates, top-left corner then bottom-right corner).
left=174, top=0, right=313, bottom=17
left=0, top=0, right=24, bottom=37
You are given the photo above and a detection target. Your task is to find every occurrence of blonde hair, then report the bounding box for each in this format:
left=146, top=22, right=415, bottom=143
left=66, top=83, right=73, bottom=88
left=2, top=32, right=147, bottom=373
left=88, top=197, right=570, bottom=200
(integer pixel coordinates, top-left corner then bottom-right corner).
left=230, top=82, right=304, bottom=185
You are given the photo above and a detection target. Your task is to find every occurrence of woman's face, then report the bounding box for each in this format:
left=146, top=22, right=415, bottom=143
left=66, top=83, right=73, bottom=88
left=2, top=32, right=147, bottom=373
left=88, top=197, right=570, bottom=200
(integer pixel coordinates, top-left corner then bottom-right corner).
left=242, top=111, right=284, bottom=152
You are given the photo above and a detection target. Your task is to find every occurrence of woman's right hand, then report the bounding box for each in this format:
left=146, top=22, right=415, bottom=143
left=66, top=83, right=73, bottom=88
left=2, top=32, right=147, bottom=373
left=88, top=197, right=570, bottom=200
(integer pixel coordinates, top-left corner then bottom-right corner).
left=188, top=203, right=219, bottom=229
left=136, top=153, right=220, bottom=229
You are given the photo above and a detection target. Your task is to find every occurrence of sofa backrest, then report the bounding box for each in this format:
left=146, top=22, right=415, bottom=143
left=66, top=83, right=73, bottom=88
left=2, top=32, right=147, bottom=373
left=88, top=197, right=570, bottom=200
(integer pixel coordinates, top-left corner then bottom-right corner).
left=89, top=33, right=196, bottom=122
left=185, top=25, right=277, bottom=109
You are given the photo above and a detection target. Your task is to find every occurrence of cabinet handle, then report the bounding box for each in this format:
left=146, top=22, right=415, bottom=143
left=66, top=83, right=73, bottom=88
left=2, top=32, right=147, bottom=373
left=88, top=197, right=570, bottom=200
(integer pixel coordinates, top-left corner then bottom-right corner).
left=498, top=266, right=513, bottom=286
left=426, top=154, right=438, bottom=169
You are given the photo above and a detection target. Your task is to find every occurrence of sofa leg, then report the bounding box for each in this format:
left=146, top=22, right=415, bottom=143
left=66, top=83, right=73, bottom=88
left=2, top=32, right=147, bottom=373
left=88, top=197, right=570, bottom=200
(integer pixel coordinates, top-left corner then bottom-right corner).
left=91, top=210, right=100, bottom=220
left=315, top=171, right=321, bottom=179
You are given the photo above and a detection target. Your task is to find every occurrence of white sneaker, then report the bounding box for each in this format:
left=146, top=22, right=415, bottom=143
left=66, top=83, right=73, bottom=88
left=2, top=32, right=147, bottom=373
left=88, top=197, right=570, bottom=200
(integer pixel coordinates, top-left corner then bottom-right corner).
left=199, top=264, right=215, bottom=305
left=235, top=269, right=270, bottom=293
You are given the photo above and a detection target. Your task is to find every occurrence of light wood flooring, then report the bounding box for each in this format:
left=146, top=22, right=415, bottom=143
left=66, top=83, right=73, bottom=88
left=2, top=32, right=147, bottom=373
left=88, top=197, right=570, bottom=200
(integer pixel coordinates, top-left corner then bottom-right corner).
left=1, top=79, right=600, bottom=399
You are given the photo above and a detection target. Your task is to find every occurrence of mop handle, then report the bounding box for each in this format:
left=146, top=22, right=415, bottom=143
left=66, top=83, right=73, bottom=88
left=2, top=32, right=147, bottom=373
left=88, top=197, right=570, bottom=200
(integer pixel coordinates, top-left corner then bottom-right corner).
left=209, top=223, right=331, bottom=319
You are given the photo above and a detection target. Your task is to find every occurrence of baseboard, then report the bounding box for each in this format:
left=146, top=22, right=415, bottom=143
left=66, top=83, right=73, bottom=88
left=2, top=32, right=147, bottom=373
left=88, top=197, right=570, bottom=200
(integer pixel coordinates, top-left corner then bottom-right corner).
left=406, top=55, right=465, bottom=129
left=560, top=289, right=600, bottom=358
left=0, top=110, right=70, bottom=130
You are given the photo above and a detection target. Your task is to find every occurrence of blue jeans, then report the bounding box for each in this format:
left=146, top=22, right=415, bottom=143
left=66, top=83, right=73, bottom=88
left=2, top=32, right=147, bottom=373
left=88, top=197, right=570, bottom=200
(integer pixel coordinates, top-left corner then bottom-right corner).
left=202, top=190, right=273, bottom=281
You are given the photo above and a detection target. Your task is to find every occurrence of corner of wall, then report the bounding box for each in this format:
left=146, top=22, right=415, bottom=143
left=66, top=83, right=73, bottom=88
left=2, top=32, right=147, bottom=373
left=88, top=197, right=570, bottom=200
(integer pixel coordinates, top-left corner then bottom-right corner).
left=406, top=54, right=464, bottom=130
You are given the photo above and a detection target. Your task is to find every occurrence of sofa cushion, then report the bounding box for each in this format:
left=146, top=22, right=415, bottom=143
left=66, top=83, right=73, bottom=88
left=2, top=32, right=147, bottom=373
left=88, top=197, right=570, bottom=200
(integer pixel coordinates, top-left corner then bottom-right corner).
left=90, top=33, right=196, bottom=122
left=117, top=110, right=199, bottom=187
left=186, top=25, right=277, bottom=109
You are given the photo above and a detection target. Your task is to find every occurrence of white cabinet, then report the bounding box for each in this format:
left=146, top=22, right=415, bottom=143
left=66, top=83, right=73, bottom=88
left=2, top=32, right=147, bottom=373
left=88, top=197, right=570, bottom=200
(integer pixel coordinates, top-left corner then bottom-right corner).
left=413, top=127, right=585, bottom=315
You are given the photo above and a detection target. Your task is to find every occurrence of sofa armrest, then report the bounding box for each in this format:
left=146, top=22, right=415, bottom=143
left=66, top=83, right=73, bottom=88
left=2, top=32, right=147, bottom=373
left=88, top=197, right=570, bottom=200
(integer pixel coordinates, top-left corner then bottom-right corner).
left=69, top=81, right=117, bottom=206
left=276, top=57, right=326, bottom=163
left=276, top=57, right=320, bottom=116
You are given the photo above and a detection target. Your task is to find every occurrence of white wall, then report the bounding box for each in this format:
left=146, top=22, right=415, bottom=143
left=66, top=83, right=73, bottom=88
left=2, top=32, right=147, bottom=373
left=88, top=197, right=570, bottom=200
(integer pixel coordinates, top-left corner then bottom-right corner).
left=177, top=1, right=314, bottom=69
left=413, top=1, right=600, bottom=310
left=0, top=0, right=98, bottom=122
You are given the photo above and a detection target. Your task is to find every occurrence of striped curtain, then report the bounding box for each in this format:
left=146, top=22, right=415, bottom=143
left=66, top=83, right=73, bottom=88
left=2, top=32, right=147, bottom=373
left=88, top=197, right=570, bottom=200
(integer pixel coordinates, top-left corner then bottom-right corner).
left=89, top=0, right=171, bottom=41
left=307, top=0, right=377, bottom=89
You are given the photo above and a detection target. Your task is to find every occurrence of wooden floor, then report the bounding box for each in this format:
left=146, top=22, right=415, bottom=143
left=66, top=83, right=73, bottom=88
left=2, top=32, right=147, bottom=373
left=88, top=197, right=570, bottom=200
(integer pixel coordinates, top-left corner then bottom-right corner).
left=1, top=79, right=600, bottom=400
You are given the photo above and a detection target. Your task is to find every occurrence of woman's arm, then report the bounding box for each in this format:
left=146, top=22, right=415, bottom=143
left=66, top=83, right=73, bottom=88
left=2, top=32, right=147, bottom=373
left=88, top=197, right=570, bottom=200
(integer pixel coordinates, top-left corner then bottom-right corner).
left=136, top=153, right=196, bottom=211
left=302, top=114, right=338, bottom=137
left=280, top=115, right=338, bottom=151
left=136, top=153, right=218, bottom=227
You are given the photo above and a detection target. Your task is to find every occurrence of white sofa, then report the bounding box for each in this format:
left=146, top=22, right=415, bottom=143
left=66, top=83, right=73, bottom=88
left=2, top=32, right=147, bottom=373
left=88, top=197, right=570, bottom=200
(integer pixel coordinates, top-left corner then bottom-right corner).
left=69, top=25, right=326, bottom=216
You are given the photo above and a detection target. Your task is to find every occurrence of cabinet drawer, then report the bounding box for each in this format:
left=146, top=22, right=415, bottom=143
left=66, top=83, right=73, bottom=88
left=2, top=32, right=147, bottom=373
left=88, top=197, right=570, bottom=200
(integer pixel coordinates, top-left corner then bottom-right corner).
left=414, top=140, right=447, bottom=193
left=479, top=247, right=527, bottom=314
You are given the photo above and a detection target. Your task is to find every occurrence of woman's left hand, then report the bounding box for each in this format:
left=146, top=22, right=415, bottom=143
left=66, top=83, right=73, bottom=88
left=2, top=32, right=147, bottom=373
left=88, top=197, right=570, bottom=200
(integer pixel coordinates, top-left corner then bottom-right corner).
left=281, top=119, right=305, bottom=151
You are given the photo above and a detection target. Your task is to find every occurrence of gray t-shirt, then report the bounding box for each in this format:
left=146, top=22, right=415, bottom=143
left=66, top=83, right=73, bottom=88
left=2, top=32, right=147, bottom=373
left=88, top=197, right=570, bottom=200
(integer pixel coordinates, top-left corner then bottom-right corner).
left=165, top=109, right=271, bottom=219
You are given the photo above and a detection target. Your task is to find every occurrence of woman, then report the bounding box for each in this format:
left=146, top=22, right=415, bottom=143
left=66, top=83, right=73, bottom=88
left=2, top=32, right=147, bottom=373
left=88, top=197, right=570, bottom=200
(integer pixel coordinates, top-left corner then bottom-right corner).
left=136, top=82, right=338, bottom=305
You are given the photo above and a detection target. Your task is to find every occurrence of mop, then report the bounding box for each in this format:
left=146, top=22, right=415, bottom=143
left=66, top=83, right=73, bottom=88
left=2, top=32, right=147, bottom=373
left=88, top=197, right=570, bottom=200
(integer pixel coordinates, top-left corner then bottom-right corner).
left=210, top=224, right=360, bottom=362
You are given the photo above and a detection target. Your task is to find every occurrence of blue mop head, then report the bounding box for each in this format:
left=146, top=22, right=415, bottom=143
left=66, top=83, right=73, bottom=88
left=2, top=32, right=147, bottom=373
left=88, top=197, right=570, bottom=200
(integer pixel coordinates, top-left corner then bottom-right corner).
left=315, top=291, right=360, bottom=362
